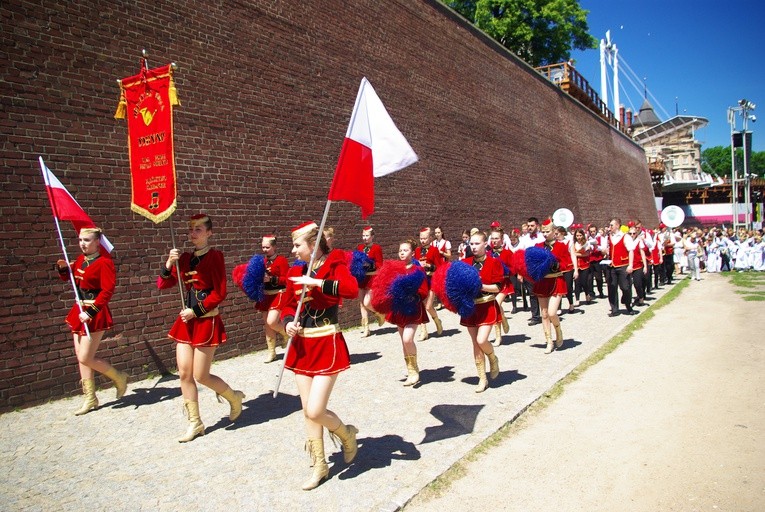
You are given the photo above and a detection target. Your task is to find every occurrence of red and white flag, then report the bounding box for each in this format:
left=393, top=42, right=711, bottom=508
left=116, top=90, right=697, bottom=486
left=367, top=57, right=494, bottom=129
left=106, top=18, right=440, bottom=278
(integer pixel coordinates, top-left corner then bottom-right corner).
left=328, top=78, right=418, bottom=218
left=39, top=157, right=114, bottom=253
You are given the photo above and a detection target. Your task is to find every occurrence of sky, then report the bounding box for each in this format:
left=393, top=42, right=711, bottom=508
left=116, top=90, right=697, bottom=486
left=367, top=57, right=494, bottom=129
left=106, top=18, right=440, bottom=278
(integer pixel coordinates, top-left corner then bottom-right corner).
left=570, top=0, right=764, bottom=151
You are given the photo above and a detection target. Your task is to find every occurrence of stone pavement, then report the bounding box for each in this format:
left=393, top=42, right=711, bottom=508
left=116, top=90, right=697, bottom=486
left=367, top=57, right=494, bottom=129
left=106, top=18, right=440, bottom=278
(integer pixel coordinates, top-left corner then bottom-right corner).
left=0, top=280, right=678, bottom=511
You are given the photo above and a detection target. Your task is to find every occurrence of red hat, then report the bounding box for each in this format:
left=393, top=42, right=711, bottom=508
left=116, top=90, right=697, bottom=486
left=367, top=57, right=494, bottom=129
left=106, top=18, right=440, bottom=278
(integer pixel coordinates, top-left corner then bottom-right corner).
left=362, top=225, right=373, bottom=235
left=659, top=222, right=666, bottom=229
left=627, top=221, right=636, bottom=228
left=189, top=213, right=210, bottom=228
left=262, top=234, right=276, bottom=244
left=541, top=218, right=553, bottom=227
left=291, top=221, right=317, bottom=242
left=490, top=221, right=501, bottom=228
left=511, top=228, right=521, bottom=236
left=420, top=227, right=431, bottom=234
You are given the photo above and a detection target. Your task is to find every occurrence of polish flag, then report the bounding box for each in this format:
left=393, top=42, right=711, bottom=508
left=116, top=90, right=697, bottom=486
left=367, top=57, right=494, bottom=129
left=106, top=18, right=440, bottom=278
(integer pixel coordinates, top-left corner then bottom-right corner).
left=39, top=157, right=114, bottom=253
left=328, top=78, right=418, bottom=218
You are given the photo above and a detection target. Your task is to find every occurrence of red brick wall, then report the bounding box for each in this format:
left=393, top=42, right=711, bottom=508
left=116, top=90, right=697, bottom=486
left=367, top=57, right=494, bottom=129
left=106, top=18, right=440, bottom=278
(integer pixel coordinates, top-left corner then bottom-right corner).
left=0, top=0, right=656, bottom=410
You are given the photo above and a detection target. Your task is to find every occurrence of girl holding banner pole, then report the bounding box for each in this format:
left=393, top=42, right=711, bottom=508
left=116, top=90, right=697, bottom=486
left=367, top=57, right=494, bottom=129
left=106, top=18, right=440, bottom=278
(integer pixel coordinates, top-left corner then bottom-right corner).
left=282, top=221, right=360, bottom=490
left=158, top=213, right=244, bottom=443
left=56, top=227, right=128, bottom=415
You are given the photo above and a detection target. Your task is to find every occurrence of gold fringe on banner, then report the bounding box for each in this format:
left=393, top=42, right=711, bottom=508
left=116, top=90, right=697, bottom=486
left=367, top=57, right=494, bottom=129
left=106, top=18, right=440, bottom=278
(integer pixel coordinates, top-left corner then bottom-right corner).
left=114, top=88, right=127, bottom=119
left=168, top=73, right=181, bottom=107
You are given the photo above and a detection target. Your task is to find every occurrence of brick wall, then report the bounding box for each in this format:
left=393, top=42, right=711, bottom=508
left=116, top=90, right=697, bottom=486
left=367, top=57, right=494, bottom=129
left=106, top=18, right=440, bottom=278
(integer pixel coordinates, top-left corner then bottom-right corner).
left=0, top=0, right=656, bottom=410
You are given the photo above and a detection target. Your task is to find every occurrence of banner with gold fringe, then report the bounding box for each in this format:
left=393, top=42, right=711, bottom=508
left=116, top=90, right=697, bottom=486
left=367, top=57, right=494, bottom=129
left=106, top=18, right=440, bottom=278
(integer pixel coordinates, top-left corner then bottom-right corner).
left=115, top=61, right=180, bottom=224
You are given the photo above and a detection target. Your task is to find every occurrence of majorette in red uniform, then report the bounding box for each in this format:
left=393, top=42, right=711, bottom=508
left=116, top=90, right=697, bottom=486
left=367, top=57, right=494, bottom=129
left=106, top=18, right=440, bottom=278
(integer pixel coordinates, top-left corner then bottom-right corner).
left=158, top=214, right=244, bottom=443
left=451, top=231, right=501, bottom=393
left=488, top=228, right=514, bottom=344
left=531, top=219, right=565, bottom=354
left=369, top=240, right=429, bottom=387
left=56, top=226, right=127, bottom=416
left=61, top=247, right=116, bottom=335
left=356, top=225, right=385, bottom=337
left=159, top=245, right=228, bottom=347
left=414, top=227, right=444, bottom=339
left=258, top=235, right=290, bottom=363
left=461, top=254, right=505, bottom=327
left=281, top=221, right=360, bottom=491
left=282, top=223, right=359, bottom=376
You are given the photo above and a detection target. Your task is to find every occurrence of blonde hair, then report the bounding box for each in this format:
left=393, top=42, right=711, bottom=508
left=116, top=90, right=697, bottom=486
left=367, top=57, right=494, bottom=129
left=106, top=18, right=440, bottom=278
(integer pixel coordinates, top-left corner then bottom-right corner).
left=79, top=227, right=103, bottom=239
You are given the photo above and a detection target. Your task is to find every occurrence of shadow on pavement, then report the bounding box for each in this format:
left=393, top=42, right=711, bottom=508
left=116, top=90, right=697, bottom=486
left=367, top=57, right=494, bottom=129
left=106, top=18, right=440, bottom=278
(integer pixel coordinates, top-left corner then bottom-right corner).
left=350, top=351, right=383, bottom=365
left=335, top=434, right=421, bottom=480
left=110, top=374, right=180, bottom=410
left=207, top=391, right=302, bottom=433
left=496, top=333, right=530, bottom=346
left=420, top=404, right=485, bottom=444
left=418, top=365, right=456, bottom=385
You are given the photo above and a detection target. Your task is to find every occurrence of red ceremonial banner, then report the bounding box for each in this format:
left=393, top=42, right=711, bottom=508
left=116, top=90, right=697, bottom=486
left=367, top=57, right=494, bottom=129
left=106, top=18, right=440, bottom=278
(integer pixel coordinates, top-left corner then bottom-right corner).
left=115, top=62, right=179, bottom=223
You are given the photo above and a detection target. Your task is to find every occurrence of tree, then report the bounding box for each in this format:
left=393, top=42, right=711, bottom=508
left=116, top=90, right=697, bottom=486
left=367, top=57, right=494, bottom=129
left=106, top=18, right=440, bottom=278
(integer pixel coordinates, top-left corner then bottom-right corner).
left=446, top=0, right=598, bottom=67
left=702, top=145, right=765, bottom=179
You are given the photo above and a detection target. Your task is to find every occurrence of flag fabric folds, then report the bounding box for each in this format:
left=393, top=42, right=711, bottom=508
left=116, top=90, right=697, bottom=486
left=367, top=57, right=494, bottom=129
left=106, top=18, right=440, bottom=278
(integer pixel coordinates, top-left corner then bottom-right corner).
left=39, top=157, right=114, bottom=253
left=327, top=77, right=418, bottom=218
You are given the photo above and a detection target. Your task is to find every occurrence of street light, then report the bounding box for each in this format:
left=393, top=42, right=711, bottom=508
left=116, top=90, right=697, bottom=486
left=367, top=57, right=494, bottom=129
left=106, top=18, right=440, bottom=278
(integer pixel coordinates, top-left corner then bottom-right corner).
left=728, top=99, right=756, bottom=230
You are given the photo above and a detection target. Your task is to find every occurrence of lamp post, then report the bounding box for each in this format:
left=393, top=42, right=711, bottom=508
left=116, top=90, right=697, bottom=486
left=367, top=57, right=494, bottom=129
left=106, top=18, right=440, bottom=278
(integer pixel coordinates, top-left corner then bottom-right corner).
left=728, top=99, right=756, bottom=231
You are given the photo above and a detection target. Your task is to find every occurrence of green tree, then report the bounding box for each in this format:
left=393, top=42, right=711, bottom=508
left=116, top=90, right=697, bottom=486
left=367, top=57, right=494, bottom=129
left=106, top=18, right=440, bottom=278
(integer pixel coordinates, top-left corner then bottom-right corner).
left=701, top=145, right=732, bottom=178
left=446, top=0, right=597, bottom=67
left=702, top=145, right=765, bottom=179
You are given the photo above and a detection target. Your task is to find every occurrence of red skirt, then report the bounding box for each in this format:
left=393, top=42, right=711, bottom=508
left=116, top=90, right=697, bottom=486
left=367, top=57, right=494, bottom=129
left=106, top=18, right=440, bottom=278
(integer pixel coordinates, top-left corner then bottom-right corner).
left=460, top=300, right=502, bottom=327
left=500, top=277, right=515, bottom=295
left=66, top=305, right=113, bottom=336
left=387, top=303, right=428, bottom=328
left=532, top=276, right=567, bottom=298
left=169, top=315, right=227, bottom=347
left=254, top=291, right=285, bottom=312
left=285, top=330, right=350, bottom=376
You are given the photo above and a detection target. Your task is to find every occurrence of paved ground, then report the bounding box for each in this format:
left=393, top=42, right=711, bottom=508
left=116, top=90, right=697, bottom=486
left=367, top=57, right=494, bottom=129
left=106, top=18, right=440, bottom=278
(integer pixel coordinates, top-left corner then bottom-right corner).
left=404, top=273, right=765, bottom=512
left=2, top=274, right=758, bottom=511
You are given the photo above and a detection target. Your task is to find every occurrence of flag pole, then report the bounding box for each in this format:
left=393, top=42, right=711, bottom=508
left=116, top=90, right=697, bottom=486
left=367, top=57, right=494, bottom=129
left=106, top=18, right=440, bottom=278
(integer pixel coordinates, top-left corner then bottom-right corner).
left=39, top=157, right=91, bottom=339
left=273, top=199, right=333, bottom=398
left=140, top=49, right=185, bottom=310
left=168, top=219, right=187, bottom=310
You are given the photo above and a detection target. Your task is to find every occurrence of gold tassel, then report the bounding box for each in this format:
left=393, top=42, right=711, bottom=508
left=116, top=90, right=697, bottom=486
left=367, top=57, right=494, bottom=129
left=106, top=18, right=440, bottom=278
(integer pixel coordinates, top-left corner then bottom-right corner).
left=114, top=89, right=127, bottom=119
left=169, top=75, right=181, bottom=106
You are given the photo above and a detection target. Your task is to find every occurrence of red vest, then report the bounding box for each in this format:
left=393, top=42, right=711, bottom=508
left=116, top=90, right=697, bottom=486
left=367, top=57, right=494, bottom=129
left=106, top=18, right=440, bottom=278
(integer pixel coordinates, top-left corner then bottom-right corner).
left=610, top=235, right=629, bottom=267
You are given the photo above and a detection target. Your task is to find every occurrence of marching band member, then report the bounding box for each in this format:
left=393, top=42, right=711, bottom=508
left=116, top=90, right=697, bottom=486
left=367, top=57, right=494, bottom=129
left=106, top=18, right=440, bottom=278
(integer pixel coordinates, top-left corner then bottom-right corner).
left=356, top=226, right=385, bottom=337
left=414, top=227, right=444, bottom=340
left=158, top=214, right=244, bottom=443
left=554, top=226, right=578, bottom=313
left=488, top=227, right=513, bottom=345
left=282, top=221, right=360, bottom=490
left=460, top=231, right=502, bottom=392
left=257, top=235, right=290, bottom=363
left=533, top=220, right=568, bottom=353
left=371, top=240, right=429, bottom=387
left=606, top=218, right=637, bottom=317
left=628, top=223, right=649, bottom=305
left=519, top=217, right=545, bottom=326
left=572, top=228, right=593, bottom=305
left=586, top=223, right=607, bottom=298
left=56, top=227, right=127, bottom=415
left=506, top=228, right=526, bottom=314
left=432, top=226, right=452, bottom=261
left=457, top=229, right=472, bottom=260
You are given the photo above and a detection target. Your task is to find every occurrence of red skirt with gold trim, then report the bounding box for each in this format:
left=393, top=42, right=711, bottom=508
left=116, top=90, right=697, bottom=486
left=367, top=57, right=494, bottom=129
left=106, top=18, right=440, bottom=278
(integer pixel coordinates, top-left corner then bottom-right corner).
left=532, top=276, right=567, bottom=298
left=254, top=291, right=285, bottom=312
left=169, top=315, right=227, bottom=347
left=285, top=331, right=350, bottom=376
left=66, top=305, right=113, bottom=336
left=460, top=300, right=502, bottom=327
left=387, top=303, right=428, bottom=328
